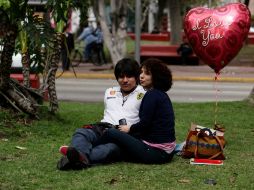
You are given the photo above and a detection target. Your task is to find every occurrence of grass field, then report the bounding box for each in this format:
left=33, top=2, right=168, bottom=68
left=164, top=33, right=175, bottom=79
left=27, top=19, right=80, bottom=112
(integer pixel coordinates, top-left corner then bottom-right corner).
left=1, top=101, right=254, bottom=190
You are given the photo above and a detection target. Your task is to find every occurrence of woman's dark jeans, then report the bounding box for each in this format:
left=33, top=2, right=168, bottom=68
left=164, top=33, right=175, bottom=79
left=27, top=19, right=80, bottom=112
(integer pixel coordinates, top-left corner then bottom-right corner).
left=97, top=128, right=174, bottom=164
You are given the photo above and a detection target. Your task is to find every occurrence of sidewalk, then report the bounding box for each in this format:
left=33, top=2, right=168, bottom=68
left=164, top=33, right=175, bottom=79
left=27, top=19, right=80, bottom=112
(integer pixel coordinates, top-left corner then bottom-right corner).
left=56, top=63, right=254, bottom=83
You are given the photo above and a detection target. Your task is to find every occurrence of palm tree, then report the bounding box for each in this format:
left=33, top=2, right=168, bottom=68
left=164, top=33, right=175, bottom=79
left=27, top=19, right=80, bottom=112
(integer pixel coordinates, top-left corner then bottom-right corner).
left=0, top=0, right=40, bottom=116
left=0, top=0, right=89, bottom=116
left=45, top=0, right=89, bottom=113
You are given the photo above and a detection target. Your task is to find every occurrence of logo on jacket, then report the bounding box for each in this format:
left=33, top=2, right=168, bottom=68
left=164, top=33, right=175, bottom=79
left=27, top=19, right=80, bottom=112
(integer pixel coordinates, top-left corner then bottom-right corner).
left=110, top=90, right=116, bottom=95
left=137, top=93, right=144, bottom=100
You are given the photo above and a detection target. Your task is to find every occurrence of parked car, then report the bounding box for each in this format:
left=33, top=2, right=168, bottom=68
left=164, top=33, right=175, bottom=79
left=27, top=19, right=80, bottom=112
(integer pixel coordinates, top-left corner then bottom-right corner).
left=0, top=45, right=40, bottom=89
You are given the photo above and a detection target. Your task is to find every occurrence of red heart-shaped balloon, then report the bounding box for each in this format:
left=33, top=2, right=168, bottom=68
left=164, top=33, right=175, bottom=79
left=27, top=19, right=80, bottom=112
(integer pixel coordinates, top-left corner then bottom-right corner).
left=184, top=3, right=251, bottom=74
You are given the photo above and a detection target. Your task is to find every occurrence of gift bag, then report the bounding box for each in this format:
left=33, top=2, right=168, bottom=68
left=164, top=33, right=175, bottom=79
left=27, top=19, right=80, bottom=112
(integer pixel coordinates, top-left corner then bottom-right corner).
left=182, top=124, right=226, bottom=160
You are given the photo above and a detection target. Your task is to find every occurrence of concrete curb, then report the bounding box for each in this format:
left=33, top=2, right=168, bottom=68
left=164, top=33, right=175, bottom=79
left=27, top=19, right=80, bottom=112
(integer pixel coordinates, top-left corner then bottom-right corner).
left=56, top=72, right=115, bottom=79
left=56, top=72, right=254, bottom=83
left=173, top=76, right=254, bottom=83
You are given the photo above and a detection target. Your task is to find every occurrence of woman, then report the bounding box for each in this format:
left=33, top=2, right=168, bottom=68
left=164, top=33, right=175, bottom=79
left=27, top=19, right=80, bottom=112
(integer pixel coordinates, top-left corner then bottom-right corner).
left=98, top=58, right=176, bottom=164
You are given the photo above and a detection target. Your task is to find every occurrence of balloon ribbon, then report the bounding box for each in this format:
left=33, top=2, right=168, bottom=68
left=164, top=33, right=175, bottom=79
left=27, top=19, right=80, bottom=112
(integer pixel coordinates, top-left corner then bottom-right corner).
left=213, top=72, right=220, bottom=125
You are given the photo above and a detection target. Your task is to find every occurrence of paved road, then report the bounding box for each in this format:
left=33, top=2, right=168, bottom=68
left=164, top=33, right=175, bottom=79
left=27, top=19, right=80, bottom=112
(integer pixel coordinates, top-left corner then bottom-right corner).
left=168, top=81, right=253, bottom=102
left=56, top=78, right=253, bottom=103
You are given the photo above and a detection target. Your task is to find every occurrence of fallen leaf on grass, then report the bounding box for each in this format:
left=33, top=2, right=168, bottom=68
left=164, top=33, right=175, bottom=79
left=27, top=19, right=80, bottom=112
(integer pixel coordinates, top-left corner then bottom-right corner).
left=178, top=179, right=191, bottom=183
left=15, top=146, right=27, bottom=150
left=204, top=179, right=217, bottom=185
left=0, top=156, right=8, bottom=161
left=229, top=173, right=238, bottom=183
left=105, top=178, right=118, bottom=185
left=0, top=156, right=15, bottom=161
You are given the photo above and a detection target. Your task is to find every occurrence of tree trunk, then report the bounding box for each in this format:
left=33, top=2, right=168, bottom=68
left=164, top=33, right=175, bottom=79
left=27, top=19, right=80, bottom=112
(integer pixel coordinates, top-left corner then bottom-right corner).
left=22, top=51, right=30, bottom=88
left=6, top=81, right=37, bottom=116
left=47, top=32, right=62, bottom=113
left=0, top=25, right=40, bottom=116
left=155, top=0, right=167, bottom=31
left=39, top=44, right=48, bottom=95
left=238, top=0, right=252, bottom=105
left=115, top=0, right=127, bottom=57
left=98, top=0, right=127, bottom=66
left=19, top=28, right=30, bottom=88
left=168, top=0, right=182, bottom=45
left=0, top=26, right=17, bottom=91
left=244, top=0, right=250, bottom=7
left=247, top=87, right=254, bottom=104
left=140, top=1, right=149, bottom=30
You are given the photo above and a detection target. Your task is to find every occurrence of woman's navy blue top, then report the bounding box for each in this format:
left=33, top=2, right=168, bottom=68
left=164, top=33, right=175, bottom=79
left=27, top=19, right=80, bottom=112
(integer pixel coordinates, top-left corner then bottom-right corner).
left=129, top=88, right=175, bottom=144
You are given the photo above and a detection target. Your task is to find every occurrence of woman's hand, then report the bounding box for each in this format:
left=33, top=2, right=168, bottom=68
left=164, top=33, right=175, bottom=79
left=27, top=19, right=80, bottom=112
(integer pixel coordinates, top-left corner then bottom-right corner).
left=118, top=125, right=130, bottom=133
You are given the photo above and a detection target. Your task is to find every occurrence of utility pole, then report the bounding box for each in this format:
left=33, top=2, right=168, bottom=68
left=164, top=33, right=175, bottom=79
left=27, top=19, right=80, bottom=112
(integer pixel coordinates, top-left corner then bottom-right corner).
left=135, top=0, right=141, bottom=64
left=208, top=0, right=211, bottom=8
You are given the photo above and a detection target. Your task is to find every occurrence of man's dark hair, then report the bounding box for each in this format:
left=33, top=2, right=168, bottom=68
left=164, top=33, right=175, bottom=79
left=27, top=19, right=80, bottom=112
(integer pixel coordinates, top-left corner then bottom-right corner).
left=141, top=58, right=172, bottom=92
left=114, top=58, right=140, bottom=82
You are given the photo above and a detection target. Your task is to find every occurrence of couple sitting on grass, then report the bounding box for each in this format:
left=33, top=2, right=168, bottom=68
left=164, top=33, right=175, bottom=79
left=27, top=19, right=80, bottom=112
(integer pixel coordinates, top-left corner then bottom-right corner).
left=57, top=57, right=176, bottom=170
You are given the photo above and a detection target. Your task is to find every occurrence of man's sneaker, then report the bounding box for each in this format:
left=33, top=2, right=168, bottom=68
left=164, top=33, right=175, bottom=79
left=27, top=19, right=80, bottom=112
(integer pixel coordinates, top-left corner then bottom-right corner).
left=57, top=156, right=72, bottom=171
left=59, top=145, right=68, bottom=156
left=57, top=156, right=87, bottom=171
left=66, top=147, right=90, bottom=169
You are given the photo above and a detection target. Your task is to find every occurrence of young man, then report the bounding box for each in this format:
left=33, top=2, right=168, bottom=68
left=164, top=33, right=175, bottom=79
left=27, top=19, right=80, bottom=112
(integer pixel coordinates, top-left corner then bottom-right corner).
left=57, top=58, right=145, bottom=170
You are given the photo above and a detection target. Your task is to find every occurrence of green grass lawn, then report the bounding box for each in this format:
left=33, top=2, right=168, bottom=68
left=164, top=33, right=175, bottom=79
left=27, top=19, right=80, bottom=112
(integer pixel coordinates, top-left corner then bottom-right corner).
left=0, top=101, right=254, bottom=190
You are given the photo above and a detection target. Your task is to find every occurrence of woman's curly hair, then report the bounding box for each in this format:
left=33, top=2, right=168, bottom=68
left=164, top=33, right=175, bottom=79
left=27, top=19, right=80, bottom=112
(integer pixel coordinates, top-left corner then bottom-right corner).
left=141, top=58, right=173, bottom=92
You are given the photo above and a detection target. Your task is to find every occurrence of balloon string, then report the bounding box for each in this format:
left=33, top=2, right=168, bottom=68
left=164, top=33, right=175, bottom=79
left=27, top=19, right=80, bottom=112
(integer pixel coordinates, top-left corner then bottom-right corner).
left=214, top=72, right=220, bottom=125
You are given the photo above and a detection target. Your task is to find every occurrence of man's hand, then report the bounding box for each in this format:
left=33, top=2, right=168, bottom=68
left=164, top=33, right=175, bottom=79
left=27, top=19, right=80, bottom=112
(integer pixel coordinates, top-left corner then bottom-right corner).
left=118, top=125, right=130, bottom=133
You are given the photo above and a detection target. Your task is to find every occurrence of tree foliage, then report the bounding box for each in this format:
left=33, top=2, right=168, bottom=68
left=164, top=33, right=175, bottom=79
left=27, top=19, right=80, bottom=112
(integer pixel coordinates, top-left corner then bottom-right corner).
left=0, top=0, right=90, bottom=117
